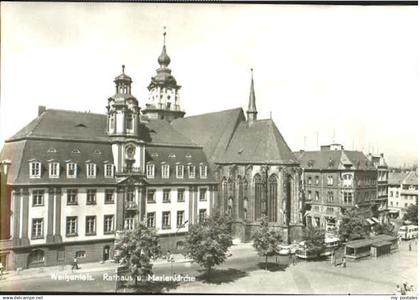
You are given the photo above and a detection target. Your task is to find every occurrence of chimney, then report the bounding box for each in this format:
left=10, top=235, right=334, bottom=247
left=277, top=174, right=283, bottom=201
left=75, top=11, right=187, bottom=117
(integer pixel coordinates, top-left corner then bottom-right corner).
left=38, top=106, right=46, bottom=116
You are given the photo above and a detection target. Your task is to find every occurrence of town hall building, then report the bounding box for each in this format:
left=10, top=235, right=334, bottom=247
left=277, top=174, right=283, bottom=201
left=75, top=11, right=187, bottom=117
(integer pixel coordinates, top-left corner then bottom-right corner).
left=0, top=33, right=303, bottom=270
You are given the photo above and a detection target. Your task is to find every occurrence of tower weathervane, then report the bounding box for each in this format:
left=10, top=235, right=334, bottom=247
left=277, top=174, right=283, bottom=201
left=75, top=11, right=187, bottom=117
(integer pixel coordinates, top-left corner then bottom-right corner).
left=163, top=26, right=167, bottom=45
left=122, top=65, right=125, bottom=74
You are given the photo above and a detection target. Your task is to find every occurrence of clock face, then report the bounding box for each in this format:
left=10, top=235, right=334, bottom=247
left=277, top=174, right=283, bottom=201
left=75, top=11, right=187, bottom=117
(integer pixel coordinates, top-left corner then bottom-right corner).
left=126, top=145, right=136, bottom=158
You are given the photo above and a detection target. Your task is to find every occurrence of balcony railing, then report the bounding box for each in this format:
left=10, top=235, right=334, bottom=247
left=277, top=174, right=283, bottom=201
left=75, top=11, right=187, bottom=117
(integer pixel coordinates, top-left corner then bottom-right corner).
left=125, top=202, right=138, bottom=210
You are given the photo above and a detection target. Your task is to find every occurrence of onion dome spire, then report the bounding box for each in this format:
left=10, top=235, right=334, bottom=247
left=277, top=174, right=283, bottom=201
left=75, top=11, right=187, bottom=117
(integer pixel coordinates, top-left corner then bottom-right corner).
left=158, top=27, right=171, bottom=67
left=247, top=68, right=258, bottom=124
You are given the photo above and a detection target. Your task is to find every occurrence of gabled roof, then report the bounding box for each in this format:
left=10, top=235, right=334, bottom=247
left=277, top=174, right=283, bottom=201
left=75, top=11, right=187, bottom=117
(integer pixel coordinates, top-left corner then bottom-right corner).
left=217, top=119, right=297, bottom=164
left=7, top=109, right=198, bottom=147
left=171, top=108, right=245, bottom=162
left=294, top=150, right=376, bottom=170
left=8, top=109, right=109, bottom=142
left=402, top=171, right=418, bottom=186
left=388, top=172, right=408, bottom=185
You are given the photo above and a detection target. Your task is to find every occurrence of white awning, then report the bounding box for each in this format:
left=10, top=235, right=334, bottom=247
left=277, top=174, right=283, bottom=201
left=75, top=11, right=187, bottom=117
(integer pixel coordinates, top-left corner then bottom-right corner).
left=371, top=217, right=380, bottom=223
left=365, top=218, right=375, bottom=225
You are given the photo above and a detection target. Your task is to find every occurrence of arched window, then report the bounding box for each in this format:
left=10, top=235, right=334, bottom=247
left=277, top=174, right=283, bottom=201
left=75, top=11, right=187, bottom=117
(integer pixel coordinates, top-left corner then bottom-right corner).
left=269, top=174, right=278, bottom=222
left=244, top=198, right=248, bottom=220
left=222, top=177, right=228, bottom=212
left=28, top=249, right=45, bottom=266
left=238, top=176, right=243, bottom=219
left=254, top=174, right=263, bottom=219
left=227, top=197, right=233, bottom=216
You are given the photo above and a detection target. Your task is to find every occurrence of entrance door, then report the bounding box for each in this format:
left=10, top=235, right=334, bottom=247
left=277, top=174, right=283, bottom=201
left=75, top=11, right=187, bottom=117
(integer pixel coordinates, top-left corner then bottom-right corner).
left=103, top=246, right=110, bottom=261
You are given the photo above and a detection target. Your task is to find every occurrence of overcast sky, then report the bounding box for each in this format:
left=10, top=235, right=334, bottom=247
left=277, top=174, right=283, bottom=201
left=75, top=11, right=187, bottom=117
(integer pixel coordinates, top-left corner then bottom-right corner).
left=1, top=3, right=418, bottom=167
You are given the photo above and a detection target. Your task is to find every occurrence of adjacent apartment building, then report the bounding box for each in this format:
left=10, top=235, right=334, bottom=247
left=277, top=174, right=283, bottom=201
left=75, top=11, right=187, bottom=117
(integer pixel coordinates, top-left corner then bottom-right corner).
left=294, top=144, right=378, bottom=233
left=367, top=153, right=389, bottom=223
left=388, top=171, right=418, bottom=219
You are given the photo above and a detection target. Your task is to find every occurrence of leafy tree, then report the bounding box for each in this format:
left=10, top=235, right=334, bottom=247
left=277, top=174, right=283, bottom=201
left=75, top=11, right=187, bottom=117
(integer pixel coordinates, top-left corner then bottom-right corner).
left=403, top=203, right=418, bottom=225
left=183, top=213, right=233, bottom=280
left=302, top=226, right=326, bottom=258
left=252, top=216, right=282, bottom=270
left=114, top=222, right=161, bottom=286
left=338, top=207, right=369, bottom=242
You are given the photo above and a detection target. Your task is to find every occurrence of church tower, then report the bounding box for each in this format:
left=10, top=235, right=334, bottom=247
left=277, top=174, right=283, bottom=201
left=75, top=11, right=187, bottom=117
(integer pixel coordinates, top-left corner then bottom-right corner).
left=142, top=29, right=185, bottom=122
left=107, top=65, right=144, bottom=174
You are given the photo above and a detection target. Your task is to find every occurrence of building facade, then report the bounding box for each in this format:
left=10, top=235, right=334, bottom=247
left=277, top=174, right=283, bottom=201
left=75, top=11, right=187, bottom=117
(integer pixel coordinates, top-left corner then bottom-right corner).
left=388, top=171, right=418, bottom=219
left=0, top=33, right=302, bottom=269
left=294, top=144, right=378, bottom=234
left=367, top=153, right=389, bottom=223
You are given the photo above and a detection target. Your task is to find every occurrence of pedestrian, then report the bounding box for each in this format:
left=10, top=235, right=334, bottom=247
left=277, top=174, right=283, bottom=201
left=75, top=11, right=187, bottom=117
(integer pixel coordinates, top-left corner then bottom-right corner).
left=409, top=242, right=412, bottom=252
left=409, top=284, right=415, bottom=294
left=0, top=262, right=4, bottom=279
left=331, top=250, right=336, bottom=266
left=71, top=256, right=79, bottom=270
left=395, top=285, right=401, bottom=295
left=292, top=251, right=297, bottom=265
left=402, top=283, right=407, bottom=295
left=288, top=252, right=292, bottom=266
left=341, top=257, right=346, bottom=268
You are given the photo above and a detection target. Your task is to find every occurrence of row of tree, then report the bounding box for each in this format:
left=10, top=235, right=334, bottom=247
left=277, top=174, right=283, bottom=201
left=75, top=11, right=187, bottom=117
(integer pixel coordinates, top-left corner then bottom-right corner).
left=115, top=205, right=409, bottom=287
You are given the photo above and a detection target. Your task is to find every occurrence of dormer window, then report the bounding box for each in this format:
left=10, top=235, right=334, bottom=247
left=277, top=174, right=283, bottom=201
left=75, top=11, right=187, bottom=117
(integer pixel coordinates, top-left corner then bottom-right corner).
left=199, top=164, right=208, bottom=179
left=66, top=162, right=77, bottom=178
left=86, top=163, right=96, bottom=178
left=146, top=164, right=155, bottom=179
left=49, top=162, right=60, bottom=178
left=29, top=161, right=41, bottom=179
left=187, top=165, right=196, bottom=179
left=104, top=164, right=114, bottom=178
left=72, top=149, right=80, bottom=154
left=161, top=164, right=170, bottom=179
left=47, top=148, right=57, bottom=153
left=176, top=164, right=184, bottom=179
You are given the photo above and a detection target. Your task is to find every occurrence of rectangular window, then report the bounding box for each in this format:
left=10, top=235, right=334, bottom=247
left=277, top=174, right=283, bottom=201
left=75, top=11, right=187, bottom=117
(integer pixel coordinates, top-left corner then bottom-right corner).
left=327, top=191, right=334, bottom=203
left=86, top=189, right=96, bottom=205
left=147, top=189, right=156, bottom=203
left=163, top=189, right=171, bottom=203
left=177, top=211, right=184, bottom=228
left=315, top=191, right=319, bottom=201
left=161, top=164, right=170, bottom=179
left=200, top=165, right=208, bottom=178
left=104, top=215, right=114, bottom=234
left=31, top=218, right=44, bottom=239
left=86, top=163, right=96, bottom=178
left=29, top=162, right=41, bottom=178
left=49, top=162, right=60, bottom=178
left=126, top=114, right=133, bottom=130
left=396, top=191, right=399, bottom=198
left=344, top=192, right=353, bottom=205
left=199, top=209, right=207, bottom=224
left=85, top=216, right=96, bottom=235
left=177, top=189, right=185, bottom=202
left=66, top=216, right=78, bottom=237
left=105, top=189, right=114, bottom=204
left=67, top=163, right=77, bottom=178
left=327, top=176, right=334, bottom=186
left=315, top=176, right=319, bottom=185
left=147, top=212, right=156, bottom=228
left=188, top=165, right=196, bottom=178
left=67, top=189, right=78, bottom=205
left=199, top=188, right=207, bottom=201
left=146, top=164, right=155, bottom=178
left=326, top=207, right=334, bottom=215
left=176, top=165, right=184, bottom=178
left=104, top=164, right=114, bottom=178
left=307, top=190, right=312, bottom=200
left=32, top=190, right=44, bottom=206
left=162, top=211, right=171, bottom=229
left=307, top=176, right=312, bottom=185
left=127, top=189, right=135, bottom=203
left=125, top=217, right=135, bottom=231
